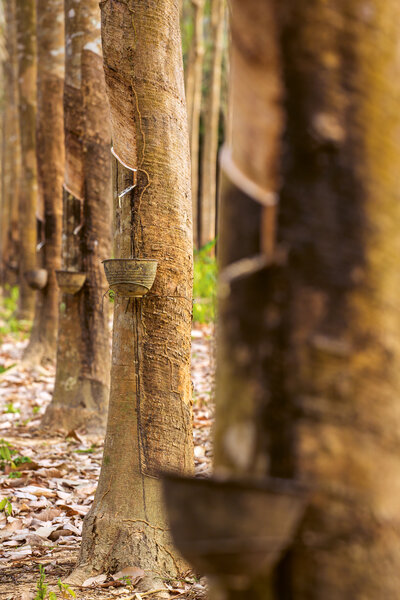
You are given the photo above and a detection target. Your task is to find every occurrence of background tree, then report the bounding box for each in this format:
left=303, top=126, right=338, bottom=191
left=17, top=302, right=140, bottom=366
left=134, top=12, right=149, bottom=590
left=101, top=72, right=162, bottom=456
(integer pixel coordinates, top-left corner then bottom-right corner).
left=1, top=0, right=20, bottom=290
left=214, top=0, right=283, bottom=474
left=22, top=0, right=64, bottom=366
left=269, top=1, right=400, bottom=597
left=200, top=0, right=225, bottom=249
left=212, top=0, right=284, bottom=596
left=41, top=0, right=111, bottom=433
left=15, top=0, right=37, bottom=320
left=211, top=0, right=400, bottom=597
left=185, top=0, right=205, bottom=248
left=71, top=0, right=193, bottom=586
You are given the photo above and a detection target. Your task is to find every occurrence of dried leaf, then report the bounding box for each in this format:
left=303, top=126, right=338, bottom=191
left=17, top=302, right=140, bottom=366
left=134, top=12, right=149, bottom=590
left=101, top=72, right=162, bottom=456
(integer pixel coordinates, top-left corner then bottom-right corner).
left=82, top=573, right=107, bottom=587
left=49, top=528, right=73, bottom=541
left=0, top=518, right=23, bottom=539
left=18, top=485, right=56, bottom=498
left=35, top=507, right=62, bottom=521
left=112, top=566, right=145, bottom=583
left=12, top=460, right=39, bottom=472
left=65, top=430, right=82, bottom=443
left=7, top=544, right=32, bottom=559
left=35, top=524, right=60, bottom=539
left=57, top=503, right=89, bottom=516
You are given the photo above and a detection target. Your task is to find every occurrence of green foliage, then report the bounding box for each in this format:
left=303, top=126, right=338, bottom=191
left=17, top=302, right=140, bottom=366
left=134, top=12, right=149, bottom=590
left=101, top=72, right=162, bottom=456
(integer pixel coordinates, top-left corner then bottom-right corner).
left=57, top=579, right=76, bottom=598
left=13, top=455, right=31, bottom=465
left=35, top=565, right=48, bottom=600
left=0, top=438, right=31, bottom=470
left=193, top=240, right=217, bottom=323
left=0, top=497, right=12, bottom=516
left=4, top=402, right=19, bottom=414
left=0, top=363, right=15, bottom=374
left=35, top=566, right=76, bottom=600
left=0, top=286, right=31, bottom=342
left=0, top=439, right=13, bottom=467
left=8, top=471, right=22, bottom=479
left=74, top=444, right=97, bottom=454
left=119, top=576, right=133, bottom=590
left=2, top=285, right=19, bottom=312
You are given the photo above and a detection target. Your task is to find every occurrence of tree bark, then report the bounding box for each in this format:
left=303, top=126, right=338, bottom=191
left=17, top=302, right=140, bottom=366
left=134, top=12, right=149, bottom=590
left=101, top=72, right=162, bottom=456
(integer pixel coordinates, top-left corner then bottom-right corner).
left=1, top=0, right=20, bottom=290
left=22, top=0, right=64, bottom=366
left=41, top=0, right=112, bottom=433
left=185, top=0, right=205, bottom=248
left=70, top=0, right=193, bottom=586
left=209, top=0, right=400, bottom=597
left=15, top=0, right=37, bottom=320
left=212, top=1, right=285, bottom=597
left=199, top=0, right=225, bottom=249
left=214, top=0, right=283, bottom=474
left=269, top=1, right=400, bottom=597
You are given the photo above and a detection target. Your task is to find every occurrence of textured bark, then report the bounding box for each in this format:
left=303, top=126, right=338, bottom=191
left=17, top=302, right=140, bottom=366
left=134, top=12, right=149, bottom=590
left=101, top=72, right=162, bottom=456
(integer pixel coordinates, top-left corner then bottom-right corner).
left=1, top=0, right=20, bottom=289
left=15, top=0, right=37, bottom=319
left=212, top=1, right=285, bottom=598
left=71, top=0, right=193, bottom=586
left=199, top=0, right=225, bottom=249
left=214, top=0, right=400, bottom=597
left=269, top=2, right=400, bottom=597
left=41, top=0, right=111, bottom=433
left=185, top=0, right=205, bottom=248
left=23, top=0, right=64, bottom=366
left=214, top=0, right=284, bottom=474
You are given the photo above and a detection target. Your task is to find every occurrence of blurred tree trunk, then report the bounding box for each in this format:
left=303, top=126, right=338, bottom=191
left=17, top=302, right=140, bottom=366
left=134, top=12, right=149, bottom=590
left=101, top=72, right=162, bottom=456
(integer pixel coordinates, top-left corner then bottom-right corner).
left=213, top=0, right=400, bottom=598
left=15, top=0, right=37, bottom=320
left=1, top=0, right=20, bottom=290
left=214, top=0, right=283, bottom=474
left=269, top=1, right=400, bottom=597
left=70, top=0, right=193, bottom=587
left=41, top=0, right=111, bottom=433
left=23, top=0, right=64, bottom=366
left=199, top=0, right=225, bottom=249
left=185, top=0, right=205, bottom=248
left=212, top=1, right=286, bottom=597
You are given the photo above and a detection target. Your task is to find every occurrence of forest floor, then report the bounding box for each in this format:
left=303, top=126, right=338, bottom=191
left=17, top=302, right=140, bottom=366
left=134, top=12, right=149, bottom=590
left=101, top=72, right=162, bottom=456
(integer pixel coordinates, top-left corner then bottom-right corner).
left=0, top=323, right=215, bottom=600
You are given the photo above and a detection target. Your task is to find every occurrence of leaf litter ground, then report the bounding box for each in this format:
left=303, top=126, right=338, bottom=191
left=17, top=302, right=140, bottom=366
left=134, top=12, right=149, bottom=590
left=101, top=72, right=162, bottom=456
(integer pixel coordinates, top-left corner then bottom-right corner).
left=0, top=324, right=214, bottom=600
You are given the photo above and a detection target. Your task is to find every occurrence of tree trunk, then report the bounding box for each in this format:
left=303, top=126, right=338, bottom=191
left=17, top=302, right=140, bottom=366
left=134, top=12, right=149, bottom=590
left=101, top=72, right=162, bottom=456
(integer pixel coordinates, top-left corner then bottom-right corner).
left=70, top=0, right=193, bottom=586
left=212, top=1, right=285, bottom=598
left=1, top=0, right=20, bottom=290
left=214, top=0, right=283, bottom=474
left=269, top=1, right=400, bottom=597
left=41, top=0, right=111, bottom=433
left=185, top=0, right=205, bottom=248
left=199, top=0, right=225, bottom=249
left=15, top=0, right=37, bottom=320
left=22, top=0, right=64, bottom=366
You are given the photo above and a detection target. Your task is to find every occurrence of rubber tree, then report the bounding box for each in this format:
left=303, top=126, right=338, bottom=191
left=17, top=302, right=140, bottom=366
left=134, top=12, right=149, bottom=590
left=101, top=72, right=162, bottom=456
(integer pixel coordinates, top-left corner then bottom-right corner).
left=217, top=0, right=400, bottom=597
left=185, top=0, right=205, bottom=248
left=269, top=1, right=400, bottom=597
left=212, top=1, right=285, bottom=597
left=41, top=0, right=111, bottom=433
left=214, top=0, right=284, bottom=474
left=15, top=0, right=37, bottom=320
left=22, top=0, right=64, bottom=366
left=200, top=0, right=225, bottom=249
left=70, top=0, right=193, bottom=587
left=1, top=0, right=20, bottom=289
